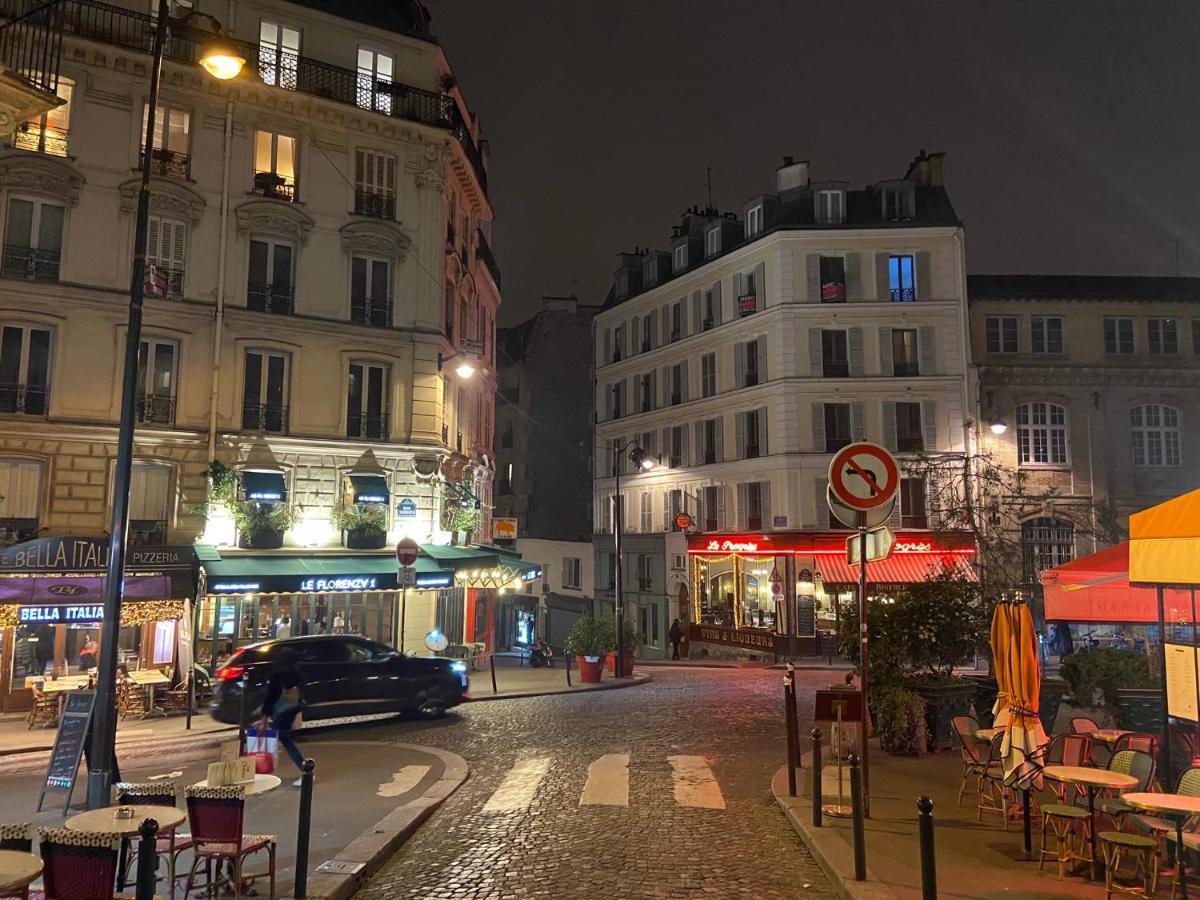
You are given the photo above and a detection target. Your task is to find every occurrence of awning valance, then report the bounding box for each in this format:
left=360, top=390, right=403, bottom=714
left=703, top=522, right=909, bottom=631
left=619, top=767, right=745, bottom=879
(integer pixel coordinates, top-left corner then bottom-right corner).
left=0, top=571, right=192, bottom=605
left=1129, top=488, right=1200, bottom=588
left=242, top=470, right=287, bottom=503
left=816, top=552, right=977, bottom=587
left=1041, top=541, right=1194, bottom=623
left=204, top=554, right=452, bottom=593
left=347, top=475, right=389, bottom=505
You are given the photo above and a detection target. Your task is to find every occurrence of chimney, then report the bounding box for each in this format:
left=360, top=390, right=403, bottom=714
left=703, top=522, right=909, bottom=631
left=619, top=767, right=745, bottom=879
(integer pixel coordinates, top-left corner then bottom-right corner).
left=906, top=149, right=946, bottom=187
left=776, top=156, right=809, bottom=193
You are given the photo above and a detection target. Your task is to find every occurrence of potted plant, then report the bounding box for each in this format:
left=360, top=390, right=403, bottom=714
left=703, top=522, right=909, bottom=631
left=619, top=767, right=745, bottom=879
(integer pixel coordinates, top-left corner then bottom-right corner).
left=565, top=617, right=607, bottom=683
left=1060, top=648, right=1156, bottom=729
left=600, top=616, right=638, bottom=676
left=332, top=503, right=388, bottom=550
left=234, top=501, right=296, bottom=549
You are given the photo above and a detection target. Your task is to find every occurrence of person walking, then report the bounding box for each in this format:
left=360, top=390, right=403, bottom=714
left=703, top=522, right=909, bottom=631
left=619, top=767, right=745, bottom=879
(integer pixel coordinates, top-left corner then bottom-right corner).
left=669, top=619, right=685, bottom=660
left=262, top=668, right=307, bottom=786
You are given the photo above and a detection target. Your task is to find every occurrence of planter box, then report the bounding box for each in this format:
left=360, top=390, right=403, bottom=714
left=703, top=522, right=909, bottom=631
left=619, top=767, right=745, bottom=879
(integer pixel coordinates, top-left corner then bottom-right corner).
left=344, top=529, right=386, bottom=550
left=576, top=656, right=604, bottom=684
left=1117, top=687, right=1163, bottom=734
left=239, top=527, right=283, bottom=550
left=966, top=676, right=999, bottom=728
left=913, top=682, right=977, bottom=751
left=605, top=650, right=635, bottom=676
left=1040, top=678, right=1068, bottom=734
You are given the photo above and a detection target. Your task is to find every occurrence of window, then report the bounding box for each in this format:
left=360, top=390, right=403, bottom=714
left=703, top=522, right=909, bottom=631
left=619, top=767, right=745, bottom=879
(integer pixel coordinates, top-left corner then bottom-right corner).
left=0, top=325, right=50, bottom=415
left=1022, top=517, right=1074, bottom=582
left=702, top=484, right=725, bottom=532
left=738, top=269, right=759, bottom=316
left=562, top=558, right=582, bottom=590
left=610, top=381, right=623, bottom=419
left=1031, top=316, right=1063, bottom=354
left=0, top=458, right=41, bottom=545
left=985, top=316, right=1018, bottom=354
left=357, top=48, right=394, bottom=113
left=705, top=228, right=720, bottom=258
left=888, top=255, right=915, bottom=302
left=253, top=130, right=297, bottom=201
left=15, top=76, right=71, bottom=156
left=703, top=288, right=718, bottom=329
left=639, top=492, right=652, bottom=533
left=243, top=350, right=289, bottom=432
left=3, top=197, right=63, bottom=282
left=899, top=477, right=927, bottom=529
left=741, top=481, right=767, bottom=531
left=1131, top=404, right=1181, bottom=467
left=819, top=256, right=846, bottom=303
left=1148, top=318, right=1179, bottom=355
left=351, top=256, right=391, bottom=327
left=816, top=189, right=844, bottom=225
left=129, top=462, right=171, bottom=546
left=895, top=402, right=924, bottom=452
left=670, top=301, right=682, bottom=341
left=673, top=244, right=687, bottom=272
left=637, top=554, right=653, bottom=591
left=667, top=489, right=683, bottom=525
left=745, top=205, right=763, bottom=237
left=670, top=364, right=685, bottom=406
left=824, top=403, right=852, bottom=453
left=1104, top=317, right=1135, bottom=354
left=259, top=21, right=300, bottom=90
left=638, top=372, right=654, bottom=412
left=892, top=328, right=919, bottom=376
left=742, top=338, right=761, bottom=387
left=444, top=284, right=456, bottom=343
left=608, top=438, right=622, bottom=476
left=613, top=327, right=625, bottom=362
left=500, top=425, right=513, bottom=450
left=347, top=362, right=388, bottom=440
left=821, top=330, right=849, bottom=378
left=1016, top=402, right=1068, bottom=466
left=642, top=315, right=653, bottom=352
left=146, top=215, right=185, bottom=299
left=668, top=426, right=685, bottom=467
left=701, top=353, right=716, bottom=398
left=141, top=103, right=191, bottom=177
left=742, top=409, right=763, bottom=459
left=248, top=239, right=294, bottom=314
left=136, top=339, right=176, bottom=425
left=354, top=149, right=396, bottom=219
left=455, top=387, right=465, bottom=451
left=882, top=185, right=914, bottom=220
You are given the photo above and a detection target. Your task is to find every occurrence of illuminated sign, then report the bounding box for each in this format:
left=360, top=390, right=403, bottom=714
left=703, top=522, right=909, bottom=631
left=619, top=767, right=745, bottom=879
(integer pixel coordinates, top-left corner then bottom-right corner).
left=19, top=605, right=104, bottom=624
left=298, top=577, right=378, bottom=592
left=211, top=582, right=260, bottom=593
left=396, top=499, right=417, bottom=518
left=705, top=539, right=759, bottom=553
left=355, top=494, right=388, bottom=505
left=47, top=584, right=87, bottom=596
left=245, top=490, right=284, bottom=502
left=523, top=567, right=542, bottom=582
left=893, top=541, right=934, bottom=553
left=416, top=572, right=454, bottom=589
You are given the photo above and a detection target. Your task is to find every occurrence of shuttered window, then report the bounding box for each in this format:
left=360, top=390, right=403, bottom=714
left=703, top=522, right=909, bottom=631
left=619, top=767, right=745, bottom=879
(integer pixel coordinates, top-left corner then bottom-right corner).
left=354, top=149, right=397, bottom=219
left=146, top=215, right=185, bottom=298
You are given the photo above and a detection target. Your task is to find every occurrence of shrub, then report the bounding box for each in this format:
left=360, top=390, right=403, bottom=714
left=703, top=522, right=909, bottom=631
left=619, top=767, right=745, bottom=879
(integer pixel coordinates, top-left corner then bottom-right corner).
left=1060, top=648, right=1154, bottom=720
left=874, top=685, right=928, bottom=756
left=565, top=618, right=609, bottom=657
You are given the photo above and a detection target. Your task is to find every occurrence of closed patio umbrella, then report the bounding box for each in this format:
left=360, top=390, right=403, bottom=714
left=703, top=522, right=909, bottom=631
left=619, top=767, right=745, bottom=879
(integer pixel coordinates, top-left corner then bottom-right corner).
left=992, top=599, right=1047, bottom=789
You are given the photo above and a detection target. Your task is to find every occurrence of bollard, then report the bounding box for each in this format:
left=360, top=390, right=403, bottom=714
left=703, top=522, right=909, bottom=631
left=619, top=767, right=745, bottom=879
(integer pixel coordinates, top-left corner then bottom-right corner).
left=565, top=651, right=572, bottom=687
left=849, top=754, right=866, bottom=881
left=238, top=675, right=247, bottom=755
left=811, top=728, right=823, bottom=827
left=134, top=817, right=158, bottom=900
left=784, top=673, right=797, bottom=797
left=490, top=653, right=498, bottom=694
left=918, top=796, right=936, bottom=900
left=293, top=758, right=316, bottom=898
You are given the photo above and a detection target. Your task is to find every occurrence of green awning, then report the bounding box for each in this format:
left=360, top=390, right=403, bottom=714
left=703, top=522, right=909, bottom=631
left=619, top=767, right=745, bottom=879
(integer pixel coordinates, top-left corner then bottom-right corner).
left=203, top=554, right=452, bottom=593
left=419, top=544, right=500, bottom=571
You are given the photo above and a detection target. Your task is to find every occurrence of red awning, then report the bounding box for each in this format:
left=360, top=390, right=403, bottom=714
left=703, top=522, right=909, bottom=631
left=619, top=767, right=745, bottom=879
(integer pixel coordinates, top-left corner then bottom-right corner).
left=1041, top=542, right=1196, bottom=623
left=815, top=552, right=976, bottom=586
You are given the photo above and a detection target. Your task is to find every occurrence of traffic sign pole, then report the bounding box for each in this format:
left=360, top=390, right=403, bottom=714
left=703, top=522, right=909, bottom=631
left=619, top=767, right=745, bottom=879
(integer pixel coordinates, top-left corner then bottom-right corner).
left=395, top=539, right=420, bottom=653
left=858, top=522, right=870, bottom=818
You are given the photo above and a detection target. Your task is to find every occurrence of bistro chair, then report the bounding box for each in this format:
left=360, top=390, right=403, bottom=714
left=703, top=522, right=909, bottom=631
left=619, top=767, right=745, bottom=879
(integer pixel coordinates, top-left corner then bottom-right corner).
left=0, top=824, right=32, bottom=900
left=159, top=673, right=192, bottom=716
left=951, top=715, right=988, bottom=807
left=1114, top=733, right=1160, bottom=757
left=183, top=785, right=276, bottom=900
left=26, top=686, right=57, bottom=730
left=1099, top=830, right=1158, bottom=898
left=1039, top=796, right=1094, bottom=878
left=1078, top=750, right=1156, bottom=829
left=1072, top=717, right=1101, bottom=736
left=115, top=782, right=190, bottom=898
left=116, top=678, right=146, bottom=720
left=1045, top=733, right=1095, bottom=802
left=977, top=733, right=1012, bottom=828
left=35, top=827, right=122, bottom=900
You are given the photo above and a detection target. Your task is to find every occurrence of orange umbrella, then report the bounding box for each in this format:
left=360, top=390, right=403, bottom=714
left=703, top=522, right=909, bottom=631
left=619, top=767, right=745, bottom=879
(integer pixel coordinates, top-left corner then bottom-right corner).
left=989, top=602, right=1012, bottom=726
left=992, top=600, right=1047, bottom=789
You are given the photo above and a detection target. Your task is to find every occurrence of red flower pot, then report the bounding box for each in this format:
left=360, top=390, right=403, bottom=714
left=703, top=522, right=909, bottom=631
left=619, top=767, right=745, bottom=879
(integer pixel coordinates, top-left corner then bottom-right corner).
left=605, top=650, right=635, bottom=676
left=576, top=655, right=604, bottom=684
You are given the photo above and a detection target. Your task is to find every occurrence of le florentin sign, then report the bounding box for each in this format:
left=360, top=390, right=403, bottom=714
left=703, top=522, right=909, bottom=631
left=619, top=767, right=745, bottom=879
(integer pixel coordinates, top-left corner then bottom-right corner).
left=687, top=623, right=784, bottom=654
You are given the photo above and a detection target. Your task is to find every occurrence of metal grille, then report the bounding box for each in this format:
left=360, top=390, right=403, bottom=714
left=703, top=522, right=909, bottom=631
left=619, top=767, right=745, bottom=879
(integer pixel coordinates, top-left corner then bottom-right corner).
left=0, top=382, right=47, bottom=414
left=347, top=412, right=388, bottom=441
left=350, top=297, right=391, bottom=328
left=1, top=244, right=59, bottom=281
left=242, top=403, right=288, bottom=433
left=0, top=0, right=63, bottom=96
left=1022, top=517, right=1074, bottom=583
left=353, top=189, right=395, bottom=220
left=142, top=147, right=189, bottom=179
left=247, top=283, right=294, bottom=315
left=136, top=394, right=174, bottom=425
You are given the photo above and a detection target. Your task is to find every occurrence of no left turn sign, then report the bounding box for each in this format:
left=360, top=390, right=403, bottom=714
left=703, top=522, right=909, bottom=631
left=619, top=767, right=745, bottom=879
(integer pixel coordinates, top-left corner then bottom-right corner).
left=828, top=442, right=900, bottom=511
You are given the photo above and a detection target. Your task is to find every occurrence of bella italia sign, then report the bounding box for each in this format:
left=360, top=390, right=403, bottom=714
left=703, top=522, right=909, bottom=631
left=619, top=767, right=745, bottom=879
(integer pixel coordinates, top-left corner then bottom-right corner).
left=0, top=537, right=194, bottom=573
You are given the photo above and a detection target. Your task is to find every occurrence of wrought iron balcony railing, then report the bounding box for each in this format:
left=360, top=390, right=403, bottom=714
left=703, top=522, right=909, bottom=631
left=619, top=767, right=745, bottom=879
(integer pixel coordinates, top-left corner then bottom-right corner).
left=145, top=264, right=183, bottom=299
left=141, top=146, right=189, bottom=179
left=136, top=393, right=174, bottom=425
left=0, top=382, right=47, bottom=415
left=0, top=0, right=64, bottom=99
left=247, top=282, right=294, bottom=315
left=1, top=243, right=58, bottom=281
left=128, top=518, right=166, bottom=546
left=347, top=411, right=388, bottom=441
left=242, top=402, right=288, bottom=433
left=351, top=296, right=391, bottom=328
left=0, top=516, right=37, bottom=547
left=251, top=172, right=297, bottom=202
left=13, top=122, right=66, bottom=155
left=353, top=189, right=395, bottom=220
left=475, top=228, right=500, bottom=289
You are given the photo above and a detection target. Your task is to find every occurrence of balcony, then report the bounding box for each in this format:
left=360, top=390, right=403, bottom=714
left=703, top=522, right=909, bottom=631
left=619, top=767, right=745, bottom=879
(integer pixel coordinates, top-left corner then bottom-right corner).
left=822, top=361, right=850, bottom=378
left=13, top=122, right=66, bottom=155
left=0, top=382, right=47, bottom=415
left=347, top=411, right=388, bottom=441
left=145, top=264, right=183, bottom=300
left=0, top=516, right=37, bottom=547
left=744, top=443, right=761, bottom=460
left=247, top=282, right=294, bottom=315
left=893, top=360, right=920, bottom=378
left=0, top=0, right=64, bottom=142
left=351, top=296, right=392, bottom=328
left=353, top=189, right=395, bottom=220
left=1, top=244, right=58, bottom=282
left=129, top=518, right=166, bottom=546
left=251, top=171, right=297, bottom=202
left=475, top=228, right=501, bottom=289
left=242, top=403, right=289, bottom=434
left=142, top=147, right=189, bottom=179
left=137, top=394, right=174, bottom=426
left=891, top=287, right=916, bottom=303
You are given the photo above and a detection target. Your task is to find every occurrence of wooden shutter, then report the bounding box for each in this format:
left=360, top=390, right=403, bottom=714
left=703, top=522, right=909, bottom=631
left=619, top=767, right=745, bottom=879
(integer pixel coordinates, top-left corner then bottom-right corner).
left=918, top=326, right=935, bottom=375
left=844, top=252, right=860, bottom=300
left=922, top=400, right=938, bottom=451
left=712, top=280, right=723, bottom=324
left=146, top=216, right=160, bottom=263
left=888, top=490, right=903, bottom=529
left=815, top=477, right=830, bottom=527
left=733, top=272, right=744, bottom=306
left=691, top=290, right=701, bottom=335
left=879, top=327, right=893, bottom=376
left=714, top=415, right=723, bottom=461
left=754, top=261, right=766, bottom=310
left=808, top=328, right=823, bottom=377
left=715, top=484, right=727, bottom=530
left=680, top=426, right=690, bottom=467
left=663, top=491, right=671, bottom=531
left=734, top=342, right=746, bottom=388
left=811, top=402, right=826, bottom=452
left=760, top=482, right=772, bottom=530
left=736, top=483, right=749, bottom=530
left=915, top=251, right=932, bottom=300
left=851, top=401, right=866, bottom=441
left=649, top=311, right=658, bottom=347
left=660, top=365, right=670, bottom=406
left=875, top=253, right=890, bottom=300
left=735, top=412, right=745, bottom=460
left=882, top=401, right=898, bottom=451
left=806, top=254, right=820, bottom=302
left=647, top=370, right=656, bottom=408
left=603, top=328, right=611, bottom=363
left=164, top=220, right=186, bottom=270
left=757, top=406, right=768, bottom=455
left=848, top=327, right=864, bottom=376
left=680, top=362, right=689, bottom=401
left=756, top=338, right=767, bottom=383
left=660, top=306, right=669, bottom=344
left=680, top=296, right=689, bottom=334
left=661, top=427, right=671, bottom=465
left=694, top=422, right=704, bottom=463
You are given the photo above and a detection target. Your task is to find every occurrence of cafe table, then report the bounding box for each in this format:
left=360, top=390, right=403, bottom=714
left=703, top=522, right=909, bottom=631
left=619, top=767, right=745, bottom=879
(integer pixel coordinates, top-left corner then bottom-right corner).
left=126, top=669, right=170, bottom=718
left=1091, top=729, right=1130, bottom=746
left=974, top=726, right=1003, bottom=743
left=65, top=804, right=186, bottom=892
left=1122, top=792, right=1200, bottom=899
left=0, top=850, right=42, bottom=898
left=190, top=773, right=281, bottom=796
left=1042, top=765, right=1138, bottom=880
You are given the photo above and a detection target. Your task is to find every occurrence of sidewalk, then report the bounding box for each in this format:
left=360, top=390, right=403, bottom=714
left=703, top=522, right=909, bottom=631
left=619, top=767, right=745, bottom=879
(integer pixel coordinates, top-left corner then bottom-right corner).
left=467, top=663, right=651, bottom=699
left=773, top=742, right=1105, bottom=899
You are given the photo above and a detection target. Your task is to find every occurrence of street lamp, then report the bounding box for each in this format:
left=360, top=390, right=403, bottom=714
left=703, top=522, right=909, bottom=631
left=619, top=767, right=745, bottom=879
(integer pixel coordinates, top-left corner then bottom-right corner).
left=612, top=441, right=655, bottom=678
left=438, top=350, right=479, bottom=379
left=988, top=418, right=1008, bottom=435
left=87, top=0, right=243, bottom=811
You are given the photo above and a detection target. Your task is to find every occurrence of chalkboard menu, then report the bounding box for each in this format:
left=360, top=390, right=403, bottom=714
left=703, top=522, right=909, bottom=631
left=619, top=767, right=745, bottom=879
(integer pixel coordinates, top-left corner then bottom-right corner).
left=38, top=689, right=95, bottom=813
left=797, top=598, right=816, bottom=637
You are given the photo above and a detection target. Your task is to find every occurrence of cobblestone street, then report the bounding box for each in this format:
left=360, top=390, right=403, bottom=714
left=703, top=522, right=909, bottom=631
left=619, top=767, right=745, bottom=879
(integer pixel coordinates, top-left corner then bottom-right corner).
left=355, top=667, right=839, bottom=899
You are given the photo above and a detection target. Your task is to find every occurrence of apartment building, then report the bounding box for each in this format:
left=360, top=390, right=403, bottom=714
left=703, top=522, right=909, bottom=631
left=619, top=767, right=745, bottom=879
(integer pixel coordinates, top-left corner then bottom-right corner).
left=592, top=151, right=973, bottom=658
left=0, top=0, right=508, bottom=707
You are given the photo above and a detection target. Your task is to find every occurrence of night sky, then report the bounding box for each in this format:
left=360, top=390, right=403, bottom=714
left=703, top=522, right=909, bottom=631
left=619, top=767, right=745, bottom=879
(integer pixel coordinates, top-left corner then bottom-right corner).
left=428, top=1, right=1198, bottom=325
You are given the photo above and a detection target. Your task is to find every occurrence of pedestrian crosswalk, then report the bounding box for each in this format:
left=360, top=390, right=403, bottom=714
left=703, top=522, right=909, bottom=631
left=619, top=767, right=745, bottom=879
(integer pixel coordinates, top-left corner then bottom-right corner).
left=481, top=753, right=726, bottom=813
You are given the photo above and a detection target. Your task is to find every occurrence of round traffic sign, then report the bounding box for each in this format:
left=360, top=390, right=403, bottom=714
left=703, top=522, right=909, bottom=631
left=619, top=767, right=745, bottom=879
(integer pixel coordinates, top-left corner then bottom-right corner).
left=827, top=485, right=896, bottom=530
left=828, top=442, right=900, bottom=512
left=395, top=537, right=420, bottom=567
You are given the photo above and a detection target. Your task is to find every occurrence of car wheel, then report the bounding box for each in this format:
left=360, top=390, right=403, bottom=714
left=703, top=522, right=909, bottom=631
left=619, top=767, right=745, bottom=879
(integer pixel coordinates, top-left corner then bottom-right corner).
left=418, top=693, right=448, bottom=718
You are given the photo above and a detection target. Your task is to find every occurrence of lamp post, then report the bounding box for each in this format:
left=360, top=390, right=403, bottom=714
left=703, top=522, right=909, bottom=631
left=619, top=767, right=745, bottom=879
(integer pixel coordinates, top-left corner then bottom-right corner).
left=86, top=1, right=243, bottom=811
left=612, top=441, right=654, bottom=678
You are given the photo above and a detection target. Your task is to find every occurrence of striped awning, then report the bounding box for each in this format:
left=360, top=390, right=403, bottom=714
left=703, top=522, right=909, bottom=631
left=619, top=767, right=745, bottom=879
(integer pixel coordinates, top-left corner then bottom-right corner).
left=815, top=552, right=977, bottom=586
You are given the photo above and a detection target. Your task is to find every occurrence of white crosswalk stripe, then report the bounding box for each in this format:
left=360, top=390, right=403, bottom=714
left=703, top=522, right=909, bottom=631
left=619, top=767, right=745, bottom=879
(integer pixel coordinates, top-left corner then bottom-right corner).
left=579, top=753, right=629, bottom=807
left=667, top=755, right=726, bottom=809
left=482, top=756, right=552, bottom=812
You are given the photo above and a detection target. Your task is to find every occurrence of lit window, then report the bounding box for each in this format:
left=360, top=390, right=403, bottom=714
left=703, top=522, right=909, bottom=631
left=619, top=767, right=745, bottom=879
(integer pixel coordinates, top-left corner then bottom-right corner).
left=888, top=255, right=916, bottom=302
left=15, top=76, right=72, bottom=156
left=141, top=103, right=191, bottom=177
left=253, top=130, right=297, bottom=201
left=1016, top=402, right=1068, bottom=466
left=259, top=22, right=301, bottom=90
left=357, top=48, right=394, bottom=113
left=1131, top=404, right=1181, bottom=467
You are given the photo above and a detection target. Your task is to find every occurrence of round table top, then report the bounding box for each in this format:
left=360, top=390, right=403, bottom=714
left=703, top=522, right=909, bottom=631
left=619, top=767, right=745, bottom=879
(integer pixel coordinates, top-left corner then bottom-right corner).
left=1042, top=765, right=1139, bottom=789
left=65, top=803, right=185, bottom=836
left=1122, top=792, right=1200, bottom=817
left=975, top=727, right=1003, bottom=741
left=0, top=850, right=42, bottom=892
left=191, top=773, right=281, bottom=796
left=1092, top=729, right=1131, bottom=744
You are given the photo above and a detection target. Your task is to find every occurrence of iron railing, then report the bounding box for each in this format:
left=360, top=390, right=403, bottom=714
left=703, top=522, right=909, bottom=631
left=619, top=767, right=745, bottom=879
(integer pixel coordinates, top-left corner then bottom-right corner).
left=351, top=296, right=391, bottom=328
left=128, top=519, right=166, bottom=546
left=251, top=172, right=297, bottom=202
left=0, top=0, right=63, bottom=97
left=1, top=244, right=58, bottom=281
left=13, top=121, right=66, bottom=155
left=347, top=411, right=388, bottom=441
left=475, top=228, right=500, bottom=288
left=0, top=516, right=37, bottom=546
left=146, top=265, right=183, bottom=299
left=0, top=382, right=47, bottom=414
left=136, top=393, right=174, bottom=425
left=142, top=147, right=189, bottom=179
left=353, top=189, right=395, bottom=220
left=247, top=282, right=294, bottom=315
left=242, top=402, right=288, bottom=433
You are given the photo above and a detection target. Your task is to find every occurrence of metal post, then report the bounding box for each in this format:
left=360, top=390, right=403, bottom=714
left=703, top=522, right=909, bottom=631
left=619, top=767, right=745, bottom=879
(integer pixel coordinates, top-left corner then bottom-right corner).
left=918, top=796, right=936, bottom=900
left=87, top=0, right=170, bottom=812
left=1158, top=585, right=1173, bottom=791
left=614, top=456, right=625, bottom=679
left=399, top=586, right=407, bottom=654
left=784, top=670, right=798, bottom=797
left=565, top=650, right=572, bottom=687
left=849, top=753, right=866, bottom=881
left=134, top=817, right=159, bottom=900
left=489, top=652, right=498, bottom=694
left=811, top=728, right=823, bottom=827
left=857, top=523, right=870, bottom=817
left=237, top=675, right=247, bottom=755
left=292, top=758, right=315, bottom=897
left=1023, top=787, right=1032, bottom=858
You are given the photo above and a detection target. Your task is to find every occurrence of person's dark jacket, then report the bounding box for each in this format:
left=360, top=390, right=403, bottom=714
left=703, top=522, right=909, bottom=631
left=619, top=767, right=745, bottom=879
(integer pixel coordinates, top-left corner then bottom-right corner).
left=262, top=668, right=304, bottom=720
left=669, top=622, right=685, bottom=642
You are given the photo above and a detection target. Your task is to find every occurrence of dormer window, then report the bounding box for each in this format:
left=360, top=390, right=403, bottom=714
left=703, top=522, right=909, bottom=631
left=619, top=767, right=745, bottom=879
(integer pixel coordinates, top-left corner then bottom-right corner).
left=643, top=255, right=658, bottom=285
left=815, top=189, right=845, bottom=225
left=673, top=243, right=687, bottom=273
left=705, top=227, right=720, bottom=258
left=745, top=206, right=764, bottom=237
left=882, top=184, right=915, bottom=221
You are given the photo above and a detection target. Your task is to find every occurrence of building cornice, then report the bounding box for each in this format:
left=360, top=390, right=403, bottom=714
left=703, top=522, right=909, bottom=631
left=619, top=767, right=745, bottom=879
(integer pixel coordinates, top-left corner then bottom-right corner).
left=979, top=366, right=1200, bottom=388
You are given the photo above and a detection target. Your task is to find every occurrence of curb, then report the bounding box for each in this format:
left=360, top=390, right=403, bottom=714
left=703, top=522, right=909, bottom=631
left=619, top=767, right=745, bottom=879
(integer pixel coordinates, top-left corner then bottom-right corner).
left=466, top=672, right=651, bottom=701
left=295, top=743, right=469, bottom=900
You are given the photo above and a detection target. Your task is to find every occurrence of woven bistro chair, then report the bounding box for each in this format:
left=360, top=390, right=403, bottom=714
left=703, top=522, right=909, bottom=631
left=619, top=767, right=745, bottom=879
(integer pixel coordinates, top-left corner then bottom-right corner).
left=34, top=827, right=129, bottom=900
left=26, top=686, right=57, bottom=730
left=977, top=733, right=1014, bottom=828
left=183, top=785, right=276, bottom=900
left=951, top=715, right=988, bottom=807
left=114, top=782, right=190, bottom=898
left=1099, top=830, right=1158, bottom=897
left=1075, top=750, right=1156, bottom=830
left=1045, top=733, right=1095, bottom=802
left=1072, top=717, right=1101, bottom=736
left=0, top=824, right=32, bottom=900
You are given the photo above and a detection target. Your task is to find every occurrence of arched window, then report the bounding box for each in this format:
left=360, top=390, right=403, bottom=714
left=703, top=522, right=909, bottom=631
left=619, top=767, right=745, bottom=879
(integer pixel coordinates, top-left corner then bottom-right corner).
left=1131, top=404, right=1181, bottom=467
left=1016, top=402, right=1068, bottom=465
left=1022, top=517, right=1074, bottom=582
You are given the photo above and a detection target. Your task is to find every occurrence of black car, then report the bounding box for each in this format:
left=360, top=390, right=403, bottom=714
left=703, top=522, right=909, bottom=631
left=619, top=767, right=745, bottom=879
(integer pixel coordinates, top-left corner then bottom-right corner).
left=209, top=634, right=469, bottom=724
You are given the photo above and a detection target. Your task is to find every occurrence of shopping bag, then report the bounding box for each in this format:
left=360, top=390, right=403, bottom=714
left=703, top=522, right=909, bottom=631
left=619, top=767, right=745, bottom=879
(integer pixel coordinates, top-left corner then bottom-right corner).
left=245, top=726, right=278, bottom=774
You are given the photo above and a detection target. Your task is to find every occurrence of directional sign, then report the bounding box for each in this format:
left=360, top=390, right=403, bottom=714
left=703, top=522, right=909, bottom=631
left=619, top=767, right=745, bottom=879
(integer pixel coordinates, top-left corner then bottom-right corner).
left=847, top=526, right=896, bottom=566
left=828, top=485, right=896, bottom=531
left=398, top=567, right=417, bottom=589
left=828, top=442, right=900, bottom=511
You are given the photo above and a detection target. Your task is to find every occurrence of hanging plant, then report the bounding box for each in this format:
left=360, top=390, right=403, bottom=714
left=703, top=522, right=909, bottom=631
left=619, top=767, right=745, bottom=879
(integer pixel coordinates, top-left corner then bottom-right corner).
left=332, top=503, right=388, bottom=536
left=448, top=504, right=480, bottom=534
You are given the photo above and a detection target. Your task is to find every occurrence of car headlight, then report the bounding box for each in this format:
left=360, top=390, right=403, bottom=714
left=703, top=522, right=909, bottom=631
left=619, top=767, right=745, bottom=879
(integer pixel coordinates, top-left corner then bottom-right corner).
left=450, top=661, right=467, bottom=674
